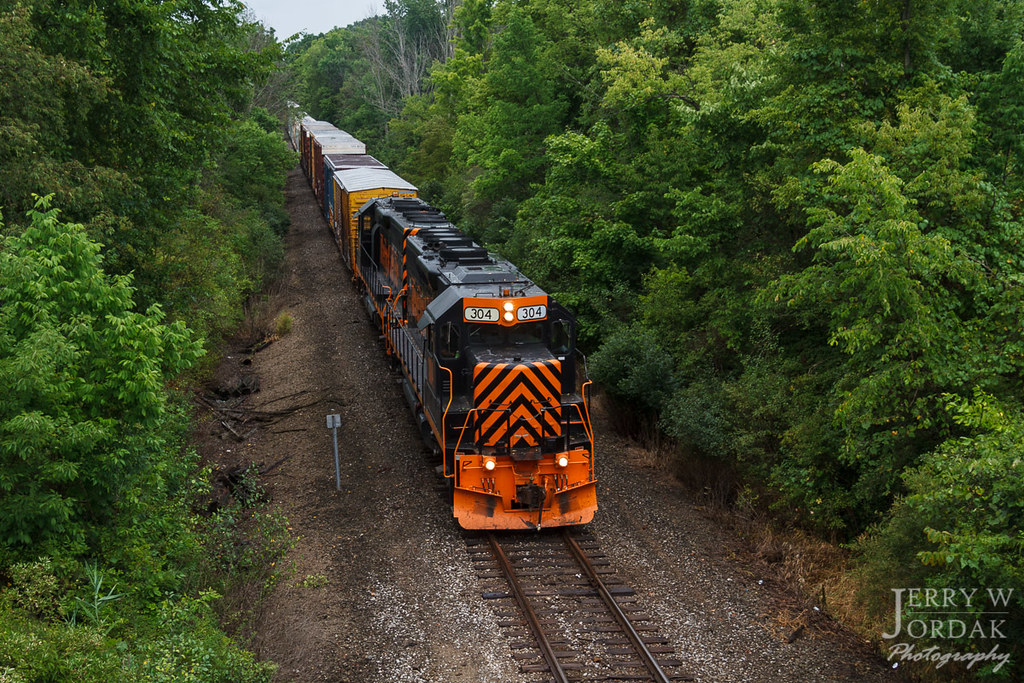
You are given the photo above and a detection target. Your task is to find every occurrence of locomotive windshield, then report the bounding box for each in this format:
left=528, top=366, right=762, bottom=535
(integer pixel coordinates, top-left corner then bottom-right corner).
left=467, top=322, right=544, bottom=347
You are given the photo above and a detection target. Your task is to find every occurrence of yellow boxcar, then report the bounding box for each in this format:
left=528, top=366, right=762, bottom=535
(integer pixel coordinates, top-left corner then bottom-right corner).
left=333, top=167, right=418, bottom=273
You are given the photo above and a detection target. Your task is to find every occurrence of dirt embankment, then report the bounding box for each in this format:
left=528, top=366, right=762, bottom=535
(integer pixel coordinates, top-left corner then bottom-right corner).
left=195, top=167, right=900, bottom=682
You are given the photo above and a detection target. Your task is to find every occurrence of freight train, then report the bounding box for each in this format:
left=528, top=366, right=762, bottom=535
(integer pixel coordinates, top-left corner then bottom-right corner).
left=289, top=110, right=597, bottom=530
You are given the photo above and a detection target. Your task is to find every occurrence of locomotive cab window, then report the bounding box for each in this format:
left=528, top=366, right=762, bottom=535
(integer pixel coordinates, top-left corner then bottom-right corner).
left=550, top=319, right=572, bottom=356
left=468, top=321, right=544, bottom=348
left=438, top=322, right=461, bottom=359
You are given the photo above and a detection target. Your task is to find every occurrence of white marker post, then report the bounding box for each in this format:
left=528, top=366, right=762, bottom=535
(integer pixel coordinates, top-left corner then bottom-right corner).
left=326, top=413, right=342, bottom=490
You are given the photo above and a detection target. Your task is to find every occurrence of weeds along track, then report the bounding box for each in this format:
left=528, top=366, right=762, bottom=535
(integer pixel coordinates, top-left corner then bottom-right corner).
left=468, top=529, right=694, bottom=682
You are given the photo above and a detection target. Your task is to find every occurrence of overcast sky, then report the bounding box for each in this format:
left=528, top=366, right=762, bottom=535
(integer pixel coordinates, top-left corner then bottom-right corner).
left=243, top=0, right=381, bottom=40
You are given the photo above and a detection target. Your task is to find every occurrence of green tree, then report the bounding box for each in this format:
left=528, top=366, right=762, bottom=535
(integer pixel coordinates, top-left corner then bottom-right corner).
left=0, top=6, right=126, bottom=223
left=0, top=198, right=202, bottom=555
left=856, top=390, right=1024, bottom=678
left=453, top=5, right=568, bottom=239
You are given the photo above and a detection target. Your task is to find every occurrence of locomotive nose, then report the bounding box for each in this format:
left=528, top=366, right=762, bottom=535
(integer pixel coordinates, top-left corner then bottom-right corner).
left=451, top=357, right=597, bottom=529
left=472, top=360, right=562, bottom=451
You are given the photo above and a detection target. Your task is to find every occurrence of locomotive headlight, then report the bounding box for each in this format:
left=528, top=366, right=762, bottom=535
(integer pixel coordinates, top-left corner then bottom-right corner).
left=557, top=455, right=569, bottom=468
left=503, top=311, right=514, bottom=322
left=484, top=458, right=496, bottom=471
left=503, top=301, right=514, bottom=312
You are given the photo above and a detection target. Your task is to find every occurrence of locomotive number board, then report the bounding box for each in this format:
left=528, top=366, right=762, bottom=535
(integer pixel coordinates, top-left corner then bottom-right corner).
left=516, top=304, right=547, bottom=321
left=464, top=306, right=500, bottom=322
left=463, top=296, right=549, bottom=325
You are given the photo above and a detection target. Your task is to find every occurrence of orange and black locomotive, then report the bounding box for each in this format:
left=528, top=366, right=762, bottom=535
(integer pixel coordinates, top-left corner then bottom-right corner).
left=292, top=112, right=597, bottom=529
left=356, top=197, right=597, bottom=529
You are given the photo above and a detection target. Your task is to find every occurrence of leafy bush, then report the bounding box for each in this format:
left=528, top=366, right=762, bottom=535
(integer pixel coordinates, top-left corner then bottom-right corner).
left=590, top=327, right=676, bottom=420
left=6, top=559, right=61, bottom=620
left=274, top=311, right=294, bottom=338
left=216, top=118, right=296, bottom=235
left=0, top=198, right=202, bottom=556
left=659, top=379, right=729, bottom=455
left=127, top=592, right=275, bottom=682
left=196, top=465, right=293, bottom=637
left=0, top=589, right=274, bottom=683
left=855, top=391, right=1024, bottom=678
left=0, top=607, right=123, bottom=682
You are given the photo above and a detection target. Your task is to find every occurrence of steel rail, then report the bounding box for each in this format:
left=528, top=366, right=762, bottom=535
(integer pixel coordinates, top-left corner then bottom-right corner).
left=486, top=533, right=571, bottom=683
left=562, top=530, right=672, bottom=683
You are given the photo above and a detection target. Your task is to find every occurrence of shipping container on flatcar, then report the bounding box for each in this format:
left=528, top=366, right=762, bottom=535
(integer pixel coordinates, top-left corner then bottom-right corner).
left=298, top=120, right=339, bottom=178
left=355, top=196, right=597, bottom=530
left=333, top=168, right=417, bottom=274
left=310, top=132, right=366, bottom=204
left=299, top=122, right=342, bottom=179
left=323, top=154, right=387, bottom=226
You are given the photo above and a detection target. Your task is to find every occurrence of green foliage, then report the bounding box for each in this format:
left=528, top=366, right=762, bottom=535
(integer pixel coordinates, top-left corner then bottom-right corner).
left=67, top=564, right=123, bottom=635
left=0, top=589, right=275, bottom=682
left=506, top=191, right=656, bottom=344
left=0, top=3, right=295, bottom=679
left=855, top=391, right=1024, bottom=677
left=196, top=467, right=294, bottom=638
left=0, top=199, right=202, bottom=554
left=0, top=451, right=285, bottom=683
left=299, top=574, right=329, bottom=589
left=0, top=6, right=126, bottom=223
left=773, top=149, right=973, bottom=444
left=127, top=592, right=275, bottom=682
left=591, top=327, right=676, bottom=418
left=761, top=144, right=1024, bottom=529
left=6, top=559, right=62, bottom=620
left=1, top=1, right=291, bottom=343
left=0, top=606, right=123, bottom=682
left=452, top=5, right=569, bottom=237
left=659, top=378, right=729, bottom=455
left=201, top=507, right=291, bottom=584
left=274, top=311, right=294, bottom=337
left=217, top=118, right=297, bottom=235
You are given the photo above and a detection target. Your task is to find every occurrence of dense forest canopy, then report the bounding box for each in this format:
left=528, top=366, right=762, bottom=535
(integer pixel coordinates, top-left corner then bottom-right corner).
left=1, top=0, right=292, bottom=679
left=289, top=0, right=1024, bottom=674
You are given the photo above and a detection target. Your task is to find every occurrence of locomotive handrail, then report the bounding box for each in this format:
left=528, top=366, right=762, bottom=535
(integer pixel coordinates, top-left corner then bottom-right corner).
left=383, top=286, right=406, bottom=356
left=580, top=379, right=595, bottom=446
left=568, top=404, right=593, bottom=447
left=578, top=379, right=595, bottom=480
left=571, top=385, right=595, bottom=451
left=378, top=282, right=392, bottom=348
left=440, top=364, right=455, bottom=478
left=453, top=408, right=478, bottom=457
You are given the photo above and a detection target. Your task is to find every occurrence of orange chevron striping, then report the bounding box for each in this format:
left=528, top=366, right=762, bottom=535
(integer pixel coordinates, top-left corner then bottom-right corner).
left=475, top=367, right=519, bottom=407
left=478, top=379, right=549, bottom=414
left=473, top=362, right=566, bottom=447
left=472, top=363, right=509, bottom=399
left=533, top=361, right=561, bottom=395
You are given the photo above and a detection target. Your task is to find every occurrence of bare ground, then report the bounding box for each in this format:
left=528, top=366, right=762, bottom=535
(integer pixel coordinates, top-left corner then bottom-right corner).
left=194, top=167, right=902, bottom=682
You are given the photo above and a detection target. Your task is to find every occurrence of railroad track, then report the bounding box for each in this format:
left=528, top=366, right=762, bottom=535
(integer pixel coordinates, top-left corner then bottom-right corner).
left=467, top=530, right=694, bottom=682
